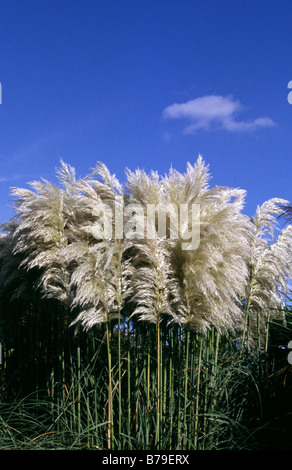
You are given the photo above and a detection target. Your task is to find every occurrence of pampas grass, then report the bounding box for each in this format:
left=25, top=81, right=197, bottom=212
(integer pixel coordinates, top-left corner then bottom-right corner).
left=242, top=198, right=292, bottom=351
left=0, top=156, right=291, bottom=449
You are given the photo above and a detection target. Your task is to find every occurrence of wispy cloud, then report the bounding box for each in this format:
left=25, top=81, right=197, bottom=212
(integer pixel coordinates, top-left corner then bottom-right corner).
left=0, top=174, right=23, bottom=184
left=162, top=95, right=276, bottom=133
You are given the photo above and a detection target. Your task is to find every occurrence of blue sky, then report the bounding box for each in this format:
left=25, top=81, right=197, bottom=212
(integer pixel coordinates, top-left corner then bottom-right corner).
left=0, top=0, right=291, bottom=224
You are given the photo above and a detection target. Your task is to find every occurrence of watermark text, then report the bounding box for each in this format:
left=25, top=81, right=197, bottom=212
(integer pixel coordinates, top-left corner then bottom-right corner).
left=91, top=197, right=200, bottom=250
left=288, top=81, right=292, bottom=104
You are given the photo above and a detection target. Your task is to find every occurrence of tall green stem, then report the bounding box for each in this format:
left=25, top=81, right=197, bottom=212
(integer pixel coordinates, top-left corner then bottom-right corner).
left=241, top=297, right=251, bottom=355
left=194, top=335, right=203, bottom=449
left=77, top=340, right=81, bottom=438
left=265, top=312, right=270, bottom=353
left=211, top=329, right=220, bottom=415
left=106, top=321, right=113, bottom=449
left=118, top=312, right=122, bottom=447
left=169, top=326, right=174, bottom=450
left=183, top=329, right=190, bottom=449
left=127, top=320, right=132, bottom=448
left=155, top=318, right=161, bottom=449
left=146, top=327, right=151, bottom=448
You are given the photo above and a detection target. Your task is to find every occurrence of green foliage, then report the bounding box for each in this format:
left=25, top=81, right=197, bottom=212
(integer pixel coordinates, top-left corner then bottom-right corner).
left=1, top=319, right=292, bottom=450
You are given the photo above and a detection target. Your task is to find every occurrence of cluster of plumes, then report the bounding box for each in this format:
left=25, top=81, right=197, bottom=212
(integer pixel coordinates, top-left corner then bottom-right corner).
left=0, top=156, right=291, bottom=347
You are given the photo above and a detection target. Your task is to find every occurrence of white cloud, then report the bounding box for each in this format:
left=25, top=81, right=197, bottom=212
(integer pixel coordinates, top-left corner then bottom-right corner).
left=162, top=95, right=276, bottom=133
left=0, top=174, right=22, bottom=183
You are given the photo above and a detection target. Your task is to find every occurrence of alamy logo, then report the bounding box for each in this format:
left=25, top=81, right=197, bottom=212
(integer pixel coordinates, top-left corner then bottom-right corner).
left=91, top=197, right=200, bottom=250
left=288, top=81, right=292, bottom=104
left=287, top=340, right=292, bottom=364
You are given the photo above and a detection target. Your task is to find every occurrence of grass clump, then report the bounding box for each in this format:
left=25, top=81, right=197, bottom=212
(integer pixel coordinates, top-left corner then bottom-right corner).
left=0, top=156, right=291, bottom=450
